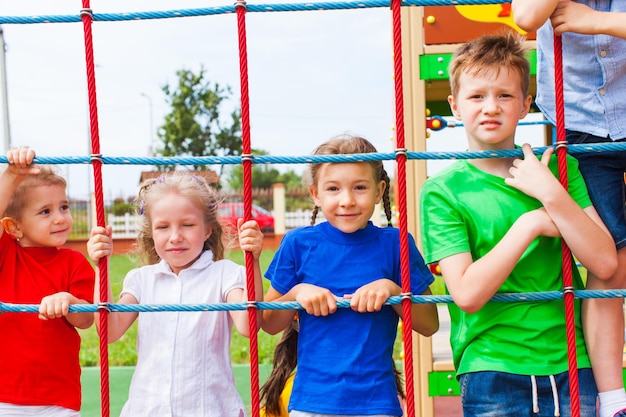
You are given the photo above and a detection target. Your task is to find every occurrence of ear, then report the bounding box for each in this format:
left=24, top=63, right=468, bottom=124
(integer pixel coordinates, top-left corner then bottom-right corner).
left=448, top=95, right=461, bottom=120
left=520, top=95, right=532, bottom=119
left=309, top=184, right=321, bottom=207
left=376, top=179, right=386, bottom=204
left=1, top=217, right=23, bottom=239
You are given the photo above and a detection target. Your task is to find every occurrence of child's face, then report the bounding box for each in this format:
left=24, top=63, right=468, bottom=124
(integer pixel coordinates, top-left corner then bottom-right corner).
left=17, top=184, right=72, bottom=248
left=149, top=192, right=211, bottom=275
left=310, top=162, right=385, bottom=234
left=448, top=66, right=532, bottom=150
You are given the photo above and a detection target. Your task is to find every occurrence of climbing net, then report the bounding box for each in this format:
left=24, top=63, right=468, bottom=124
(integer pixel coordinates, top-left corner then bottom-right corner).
left=2, top=2, right=626, bottom=417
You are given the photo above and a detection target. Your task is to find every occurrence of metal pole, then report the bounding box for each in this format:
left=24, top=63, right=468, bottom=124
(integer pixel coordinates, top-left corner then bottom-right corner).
left=0, top=25, right=11, bottom=152
left=140, top=93, right=154, bottom=156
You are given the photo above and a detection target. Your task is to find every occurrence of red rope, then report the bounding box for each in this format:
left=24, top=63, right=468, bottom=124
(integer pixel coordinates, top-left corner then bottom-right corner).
left=390, top=0, right=415, bottom=416
left=553, top=34, right=580, bottom=417
left=80, top=3, right=110, bottom=417
left=235, top=3, right=261, bottom=417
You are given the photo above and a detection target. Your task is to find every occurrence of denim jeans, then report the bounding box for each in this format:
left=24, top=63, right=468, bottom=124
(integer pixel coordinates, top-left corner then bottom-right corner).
left=566, top=131, right=626, bottom=249
left=459, top=369, right=597, bottom=417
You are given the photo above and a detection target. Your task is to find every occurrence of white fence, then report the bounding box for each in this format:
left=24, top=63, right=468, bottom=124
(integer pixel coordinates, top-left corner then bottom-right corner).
left=108, top=209, right=391, bottom=238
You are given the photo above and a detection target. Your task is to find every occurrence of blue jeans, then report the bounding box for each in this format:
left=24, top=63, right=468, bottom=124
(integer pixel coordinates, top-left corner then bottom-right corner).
left=459, top=369, right=597, bottom=417
left=566, top=131, right=626, bottom=249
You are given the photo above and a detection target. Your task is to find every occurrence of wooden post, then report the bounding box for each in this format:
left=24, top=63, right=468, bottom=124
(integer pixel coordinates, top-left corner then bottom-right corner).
left=272, top=183, right=286, bottom=236
left=400, top=5, right=434, bottom=417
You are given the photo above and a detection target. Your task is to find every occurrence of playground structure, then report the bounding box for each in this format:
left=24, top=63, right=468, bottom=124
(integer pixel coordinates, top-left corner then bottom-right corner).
left=2, top=2, right=622, bottom=417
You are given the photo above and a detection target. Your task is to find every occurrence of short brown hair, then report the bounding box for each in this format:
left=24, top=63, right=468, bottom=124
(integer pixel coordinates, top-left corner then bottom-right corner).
left=3, top=166, right=67, bottom=219
left=448, top=31, right=530, bottom=98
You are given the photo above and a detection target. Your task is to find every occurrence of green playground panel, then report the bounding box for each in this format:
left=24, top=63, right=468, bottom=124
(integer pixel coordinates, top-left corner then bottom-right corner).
left=428, top=370, right=460, bottom=397
left=429, top=367, right=626, bottom=397
left=419, top=50, right=537, bottom=81
left=80, top=364, right=273, bottom=417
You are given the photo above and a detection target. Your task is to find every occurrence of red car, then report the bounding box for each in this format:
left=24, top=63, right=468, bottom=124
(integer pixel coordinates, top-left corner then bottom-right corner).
left=218, top=202, right=275, bottom=233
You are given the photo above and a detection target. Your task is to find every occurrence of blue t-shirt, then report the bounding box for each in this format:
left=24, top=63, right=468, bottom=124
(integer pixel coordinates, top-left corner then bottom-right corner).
left=265, top=221, right=434, bottom=415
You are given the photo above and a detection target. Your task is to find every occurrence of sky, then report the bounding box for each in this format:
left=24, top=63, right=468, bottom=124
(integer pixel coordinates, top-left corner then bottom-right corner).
left=0, top=1, right=546, bottom=201
left=0, top=0, right=400, bottom=200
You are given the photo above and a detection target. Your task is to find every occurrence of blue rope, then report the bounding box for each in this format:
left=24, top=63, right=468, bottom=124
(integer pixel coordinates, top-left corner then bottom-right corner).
left=1, top=290, right=623, bottom=314
left=1, top=142, right=624, bottom=166
left=0, top=0, right=509, bottom=25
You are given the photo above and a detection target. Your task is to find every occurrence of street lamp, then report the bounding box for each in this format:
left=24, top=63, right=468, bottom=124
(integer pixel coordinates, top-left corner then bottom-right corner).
left=0, top=25, right=11, bottom=153
left=140, top=92, right=154, bottom=156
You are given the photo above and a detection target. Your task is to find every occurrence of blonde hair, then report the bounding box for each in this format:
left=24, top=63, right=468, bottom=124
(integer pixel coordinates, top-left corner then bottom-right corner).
left=448, top=31, right=530, bottom=98
left=3, top=166, right=67, bottom=220
left=305, top=134, right=392, bottom=226
left=134, top=172, right=224, bottom=265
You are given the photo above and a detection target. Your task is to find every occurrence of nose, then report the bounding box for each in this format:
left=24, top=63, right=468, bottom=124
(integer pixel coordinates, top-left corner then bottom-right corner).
left=339, top=190, right=355, bottom=207
left=482, top=96, right=499, bottom=114
left=169, top=227, right=183, bottom=242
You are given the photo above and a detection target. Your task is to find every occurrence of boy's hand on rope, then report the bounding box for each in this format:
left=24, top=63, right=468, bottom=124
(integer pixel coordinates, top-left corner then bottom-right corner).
left=293, top=283, right=337, bottom=316
left=5, top=146, right=40, bottom=177
left=87, top=225, right=113, bottom=262
left=346, top=278, right=397, bottom=313
left=237, top=218, right=263, bottom=259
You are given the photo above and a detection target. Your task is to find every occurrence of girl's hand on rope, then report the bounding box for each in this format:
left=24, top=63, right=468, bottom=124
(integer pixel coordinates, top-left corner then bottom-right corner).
left=505, top=143, right=560, bottom=202
left=5, top=146, right=40, bottom=177
left=38, top=291, right=76, bottom=320
left=237, top=218, right=263, bottom=259
left=345, top=278, right=397, bottom=313
left=293, top=283, right=337, bottom=316
left=87, top=225, right=113, bottom=262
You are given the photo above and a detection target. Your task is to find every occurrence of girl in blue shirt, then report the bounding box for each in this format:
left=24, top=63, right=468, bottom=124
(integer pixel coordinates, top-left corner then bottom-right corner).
left=262, top=134, right=439, bottom=417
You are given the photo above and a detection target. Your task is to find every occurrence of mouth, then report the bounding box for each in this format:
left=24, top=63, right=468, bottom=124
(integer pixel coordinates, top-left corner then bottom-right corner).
left=480, top=120, right=501, bottom=128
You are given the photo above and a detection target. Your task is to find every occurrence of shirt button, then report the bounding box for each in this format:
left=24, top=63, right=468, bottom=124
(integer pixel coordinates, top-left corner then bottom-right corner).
left=599, top=88, right=606, bottom=95
left=600, top=50, right=607, bottom=58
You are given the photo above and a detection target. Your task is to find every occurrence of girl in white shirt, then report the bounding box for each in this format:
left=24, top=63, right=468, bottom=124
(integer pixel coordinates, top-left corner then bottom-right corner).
left=88, top=172, right=264, bottom=417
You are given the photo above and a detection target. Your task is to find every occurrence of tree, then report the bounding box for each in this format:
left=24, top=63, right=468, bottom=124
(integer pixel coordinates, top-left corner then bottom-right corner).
left=158, top=67, right=242, bottom=174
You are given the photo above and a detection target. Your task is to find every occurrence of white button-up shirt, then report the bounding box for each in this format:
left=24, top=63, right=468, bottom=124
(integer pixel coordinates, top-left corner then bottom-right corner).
left=119, top=251, right=247, bottom=417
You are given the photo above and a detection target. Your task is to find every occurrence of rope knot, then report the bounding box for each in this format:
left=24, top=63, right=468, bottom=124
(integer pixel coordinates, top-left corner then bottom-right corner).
left=79, top=8, right=94, bottom=21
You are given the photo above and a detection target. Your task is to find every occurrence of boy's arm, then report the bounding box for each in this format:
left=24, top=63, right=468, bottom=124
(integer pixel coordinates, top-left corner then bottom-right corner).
left=550, top=2, right=626, bottom=38
left=506, top=145, right=617, bottom=280
left=438, top=208, right=550, bottom=313
left=512, top=0, right=559, bottom=32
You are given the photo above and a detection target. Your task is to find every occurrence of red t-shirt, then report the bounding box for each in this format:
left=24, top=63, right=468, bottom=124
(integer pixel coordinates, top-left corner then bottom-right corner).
left=0, top=232, right=95, bottom=411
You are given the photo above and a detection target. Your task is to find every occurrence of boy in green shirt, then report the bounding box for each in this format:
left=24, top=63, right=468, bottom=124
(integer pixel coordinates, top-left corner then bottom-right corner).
left=419, top=32, right=617, bottom=416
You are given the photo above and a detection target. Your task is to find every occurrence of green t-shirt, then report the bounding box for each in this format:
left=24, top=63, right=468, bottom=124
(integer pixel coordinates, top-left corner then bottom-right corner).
left=420, top=153, right=591, bottom=377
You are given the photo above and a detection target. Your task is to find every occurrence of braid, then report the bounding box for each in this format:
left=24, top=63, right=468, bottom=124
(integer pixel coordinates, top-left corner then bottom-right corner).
left=310, top=206, right=320, bottom=226
left=381, top=167, right=393, bottom=227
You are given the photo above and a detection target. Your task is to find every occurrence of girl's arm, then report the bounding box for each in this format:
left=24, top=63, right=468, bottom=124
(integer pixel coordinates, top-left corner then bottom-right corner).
left=88, top=225, right=139, bottom=343
left=230, top=219, right=265, bottom=336
left=0, top=147, right=40, bottom=238
left=349, top=278, right=439, bottom=336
